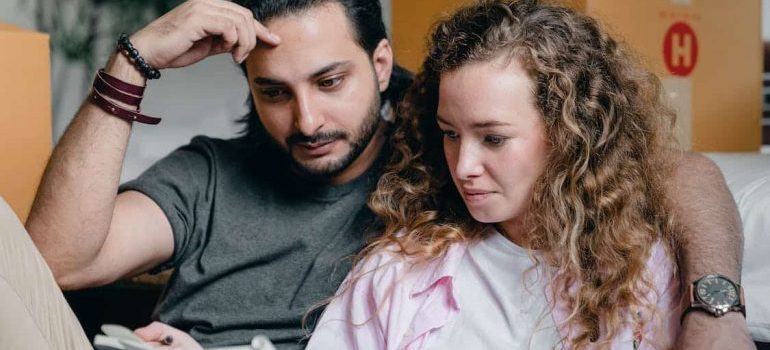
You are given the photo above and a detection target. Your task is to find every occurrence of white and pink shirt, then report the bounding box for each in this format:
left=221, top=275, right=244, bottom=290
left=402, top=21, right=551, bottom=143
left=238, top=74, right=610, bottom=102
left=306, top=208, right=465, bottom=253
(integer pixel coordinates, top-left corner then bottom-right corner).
left=307, top=230, right=680, bottom=350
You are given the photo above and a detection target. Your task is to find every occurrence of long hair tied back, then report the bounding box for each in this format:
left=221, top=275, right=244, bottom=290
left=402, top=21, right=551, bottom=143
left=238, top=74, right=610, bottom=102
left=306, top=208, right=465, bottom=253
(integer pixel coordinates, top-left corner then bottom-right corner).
left=362, top=0, right=679, bottom=348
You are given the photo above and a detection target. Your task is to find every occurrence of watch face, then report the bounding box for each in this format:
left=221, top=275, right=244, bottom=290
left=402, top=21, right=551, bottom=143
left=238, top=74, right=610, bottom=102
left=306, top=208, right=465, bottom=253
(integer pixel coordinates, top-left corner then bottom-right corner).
left=696, top=275, right=738, bottom=308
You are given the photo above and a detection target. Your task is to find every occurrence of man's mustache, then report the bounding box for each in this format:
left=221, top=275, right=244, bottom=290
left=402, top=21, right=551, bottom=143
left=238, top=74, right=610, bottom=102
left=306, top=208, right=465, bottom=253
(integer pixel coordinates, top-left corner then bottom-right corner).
left=287, top=131, right=347, bottom=146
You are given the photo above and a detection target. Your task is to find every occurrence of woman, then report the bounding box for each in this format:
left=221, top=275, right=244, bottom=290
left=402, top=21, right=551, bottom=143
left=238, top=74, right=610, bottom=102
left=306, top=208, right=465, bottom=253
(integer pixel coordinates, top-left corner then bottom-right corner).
left=307, top=0, right=680, bottom=349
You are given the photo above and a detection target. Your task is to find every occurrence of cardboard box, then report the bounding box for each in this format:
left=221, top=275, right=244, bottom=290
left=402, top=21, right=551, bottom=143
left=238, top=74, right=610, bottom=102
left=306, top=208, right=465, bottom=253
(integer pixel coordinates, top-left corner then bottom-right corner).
left=392, top=0, right=762, bottom=151
left=0, top=22, right=52, bottom=223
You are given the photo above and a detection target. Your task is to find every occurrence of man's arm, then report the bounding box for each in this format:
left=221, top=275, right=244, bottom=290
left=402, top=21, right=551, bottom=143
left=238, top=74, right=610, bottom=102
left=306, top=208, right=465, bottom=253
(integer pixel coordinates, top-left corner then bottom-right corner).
left=667, top=152, right=754, bottom=349
left=25, top=0, right=279, bottom=290
left=25, top=52, right=175, bottom=289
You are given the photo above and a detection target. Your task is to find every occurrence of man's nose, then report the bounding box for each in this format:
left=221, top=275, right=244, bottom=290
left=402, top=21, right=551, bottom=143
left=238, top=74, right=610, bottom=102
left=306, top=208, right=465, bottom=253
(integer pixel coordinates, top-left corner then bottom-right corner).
left=293, top=90, right=324, bottom=135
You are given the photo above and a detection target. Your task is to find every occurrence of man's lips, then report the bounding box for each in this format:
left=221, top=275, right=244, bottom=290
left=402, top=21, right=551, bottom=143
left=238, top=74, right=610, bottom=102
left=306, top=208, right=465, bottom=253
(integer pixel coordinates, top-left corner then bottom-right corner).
left=298, top=140, right=335, bottom=149
left=293, top=139, right=338, bottom=157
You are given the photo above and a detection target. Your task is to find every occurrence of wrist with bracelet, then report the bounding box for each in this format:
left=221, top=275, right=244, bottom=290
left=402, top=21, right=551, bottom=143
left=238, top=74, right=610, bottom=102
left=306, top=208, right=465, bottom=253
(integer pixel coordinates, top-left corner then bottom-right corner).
left=116, top=33, right=161, bottom=80
left=89, top=33, right=162, bottom=125
left=681, top=274, right=746, bottom=325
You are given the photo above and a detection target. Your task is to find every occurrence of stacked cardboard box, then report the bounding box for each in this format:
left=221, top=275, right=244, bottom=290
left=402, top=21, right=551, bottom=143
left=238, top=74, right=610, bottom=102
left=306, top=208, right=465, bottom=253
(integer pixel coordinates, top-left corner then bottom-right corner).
left=0, top=22, right=52, bottom=222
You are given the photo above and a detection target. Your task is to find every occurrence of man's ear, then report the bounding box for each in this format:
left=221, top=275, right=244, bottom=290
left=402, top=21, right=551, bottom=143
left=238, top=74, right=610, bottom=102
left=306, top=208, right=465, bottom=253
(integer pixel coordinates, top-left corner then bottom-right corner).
left=371, top=39, right=393, bottom=93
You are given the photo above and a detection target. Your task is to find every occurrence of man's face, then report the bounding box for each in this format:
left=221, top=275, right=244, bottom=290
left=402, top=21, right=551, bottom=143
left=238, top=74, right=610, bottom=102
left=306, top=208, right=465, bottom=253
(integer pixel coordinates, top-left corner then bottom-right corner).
left=244, top=2, right=392, bottom=180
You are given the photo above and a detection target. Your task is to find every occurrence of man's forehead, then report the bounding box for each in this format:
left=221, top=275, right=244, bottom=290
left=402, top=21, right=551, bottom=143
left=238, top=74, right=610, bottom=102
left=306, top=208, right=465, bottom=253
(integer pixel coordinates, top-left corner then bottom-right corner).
left=246, top=2, right=366, bottom=81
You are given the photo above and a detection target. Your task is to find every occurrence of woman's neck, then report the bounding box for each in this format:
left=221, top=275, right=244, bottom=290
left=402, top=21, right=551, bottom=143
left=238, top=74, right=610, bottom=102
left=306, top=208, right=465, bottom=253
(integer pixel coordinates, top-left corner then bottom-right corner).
left=495, top=218, right=529, bottom=248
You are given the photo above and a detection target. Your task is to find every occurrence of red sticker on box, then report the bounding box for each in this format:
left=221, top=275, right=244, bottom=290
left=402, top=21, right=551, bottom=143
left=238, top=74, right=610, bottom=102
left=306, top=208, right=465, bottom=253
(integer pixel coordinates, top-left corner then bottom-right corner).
left=663, top=21, right=698, bottom=77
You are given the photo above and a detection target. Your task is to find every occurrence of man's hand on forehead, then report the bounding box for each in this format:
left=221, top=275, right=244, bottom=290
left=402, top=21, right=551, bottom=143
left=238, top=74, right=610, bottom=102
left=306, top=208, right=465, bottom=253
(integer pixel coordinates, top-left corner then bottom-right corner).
left=129, top=0, right=281, bottom=69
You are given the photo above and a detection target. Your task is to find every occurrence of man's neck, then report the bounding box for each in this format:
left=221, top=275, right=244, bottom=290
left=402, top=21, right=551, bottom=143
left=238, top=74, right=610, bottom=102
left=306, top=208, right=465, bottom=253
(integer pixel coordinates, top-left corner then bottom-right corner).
left=328, top=121, right=387, bottom=185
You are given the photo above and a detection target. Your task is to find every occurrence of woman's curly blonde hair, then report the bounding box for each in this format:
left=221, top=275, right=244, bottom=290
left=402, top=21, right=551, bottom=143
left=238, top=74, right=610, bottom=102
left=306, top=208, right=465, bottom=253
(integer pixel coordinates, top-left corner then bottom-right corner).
left=357, top=0, right=681, bottom=348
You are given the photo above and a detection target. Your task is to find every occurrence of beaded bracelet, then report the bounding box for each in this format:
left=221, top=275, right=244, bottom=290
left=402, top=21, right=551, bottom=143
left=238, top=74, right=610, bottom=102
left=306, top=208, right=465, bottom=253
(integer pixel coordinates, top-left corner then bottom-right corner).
left=117, top=33, right=161, bottom=80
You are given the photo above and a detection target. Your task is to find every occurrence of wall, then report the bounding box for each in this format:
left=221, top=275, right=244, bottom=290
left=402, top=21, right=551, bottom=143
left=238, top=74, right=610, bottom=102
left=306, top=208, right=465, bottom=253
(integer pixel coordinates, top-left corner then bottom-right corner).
left=390, top=0, right=764, bottom=152
left=0, top=0, right=35, bottom=29
left=0, top=0, right=253, bottom=182
left=391, top=0, right=473, bottom=72
left=765, top=0, right=770, bottom=40
left=0, top=0, right=766, bottom=190
left=0, top=0, right=394, bottom=182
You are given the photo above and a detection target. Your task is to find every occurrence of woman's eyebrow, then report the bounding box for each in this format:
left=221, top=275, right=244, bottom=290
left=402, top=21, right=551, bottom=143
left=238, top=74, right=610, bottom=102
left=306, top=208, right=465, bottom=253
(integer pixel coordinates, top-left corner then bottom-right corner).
left=437, top=115, right=512, bottom=128
left=470, top=120, right=511, bottom=128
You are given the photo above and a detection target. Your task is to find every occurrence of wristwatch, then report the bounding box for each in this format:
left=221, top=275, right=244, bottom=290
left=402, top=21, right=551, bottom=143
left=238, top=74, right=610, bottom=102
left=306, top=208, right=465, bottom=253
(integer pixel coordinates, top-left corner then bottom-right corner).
left=681, top=274, right=746, bottom=324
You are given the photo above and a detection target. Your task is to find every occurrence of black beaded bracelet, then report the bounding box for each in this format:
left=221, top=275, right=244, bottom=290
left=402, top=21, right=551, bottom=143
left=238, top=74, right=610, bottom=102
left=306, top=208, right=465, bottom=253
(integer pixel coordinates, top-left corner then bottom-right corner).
left=116, top=33, right=161, bottom=80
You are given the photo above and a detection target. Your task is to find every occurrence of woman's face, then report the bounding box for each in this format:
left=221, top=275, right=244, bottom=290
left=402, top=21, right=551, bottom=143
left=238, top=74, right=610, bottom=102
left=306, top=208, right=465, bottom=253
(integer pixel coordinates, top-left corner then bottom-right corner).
left=437, top=58, right=549, bottom=237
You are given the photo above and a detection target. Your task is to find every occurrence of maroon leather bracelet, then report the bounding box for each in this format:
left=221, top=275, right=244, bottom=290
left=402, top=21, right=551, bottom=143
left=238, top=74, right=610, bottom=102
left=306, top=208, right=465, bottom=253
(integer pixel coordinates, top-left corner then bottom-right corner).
left=97, top=69, right=145, bottom=95
left=93, top=74, right=143, bottom=106
left=90, top=90, right=161, bottom=125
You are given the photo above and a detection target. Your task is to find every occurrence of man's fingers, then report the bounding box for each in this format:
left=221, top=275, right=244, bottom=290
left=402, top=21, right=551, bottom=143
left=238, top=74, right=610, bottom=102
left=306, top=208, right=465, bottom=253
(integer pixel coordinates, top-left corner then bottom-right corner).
left=211, top=1, right=257, bottom=49
left=134, top=321, right=168, bottom=342
left=221, top=1, right=281, bottom=45
left=253, top=19, right=281, bottom=46
left=196, top=12, right=239, bottom=54
left=209, top=5, right=255, bottom=62
left=187, top=0, right=280, bottom=62
left=134, top=322, right=177, bottom=345
left=209, top=0, right=280, bottom=46
left=128, top=0, right=280, bottom=68
left=135, top=321, right=203, bottom=350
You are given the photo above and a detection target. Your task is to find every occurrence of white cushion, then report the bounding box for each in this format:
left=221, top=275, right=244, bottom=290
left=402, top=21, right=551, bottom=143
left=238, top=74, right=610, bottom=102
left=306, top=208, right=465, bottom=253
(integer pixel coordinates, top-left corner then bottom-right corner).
left=707, top=153, right=770, bottom=342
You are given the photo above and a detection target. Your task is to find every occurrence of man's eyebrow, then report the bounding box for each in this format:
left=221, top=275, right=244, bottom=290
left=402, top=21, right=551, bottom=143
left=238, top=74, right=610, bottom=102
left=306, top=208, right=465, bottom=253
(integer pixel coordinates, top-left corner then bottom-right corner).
left=252, top=61, right=352, bottom=86
left=253, top=76, right=285, bottom=86
left=310, top=61, right=352, bottom=79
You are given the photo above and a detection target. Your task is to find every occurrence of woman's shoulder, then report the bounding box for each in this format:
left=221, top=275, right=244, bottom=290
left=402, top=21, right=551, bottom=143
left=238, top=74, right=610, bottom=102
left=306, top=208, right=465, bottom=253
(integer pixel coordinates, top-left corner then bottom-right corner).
left=344, top=239, right=467, bottom=298
left=645, top=240, right=678, bottom=290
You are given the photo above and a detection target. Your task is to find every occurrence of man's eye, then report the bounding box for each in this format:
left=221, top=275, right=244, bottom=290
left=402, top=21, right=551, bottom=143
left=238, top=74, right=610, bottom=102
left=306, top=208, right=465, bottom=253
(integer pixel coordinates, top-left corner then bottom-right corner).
left=484, top=135, right=509, bottom=146
left=261, top=88, right=287, bottom=99
left=319, top=76, right=343, bottom=89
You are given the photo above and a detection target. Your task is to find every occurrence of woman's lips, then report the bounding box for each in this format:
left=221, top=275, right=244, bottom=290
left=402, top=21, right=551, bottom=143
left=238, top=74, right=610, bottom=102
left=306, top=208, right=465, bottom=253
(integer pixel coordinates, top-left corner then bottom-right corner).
left=463, top=190, right=494, bottom=204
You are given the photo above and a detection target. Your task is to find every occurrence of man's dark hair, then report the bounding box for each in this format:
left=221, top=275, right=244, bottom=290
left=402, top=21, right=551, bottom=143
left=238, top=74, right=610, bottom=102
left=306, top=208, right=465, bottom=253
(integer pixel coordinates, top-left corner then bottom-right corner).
left=235, top=0, right=413, bottom=139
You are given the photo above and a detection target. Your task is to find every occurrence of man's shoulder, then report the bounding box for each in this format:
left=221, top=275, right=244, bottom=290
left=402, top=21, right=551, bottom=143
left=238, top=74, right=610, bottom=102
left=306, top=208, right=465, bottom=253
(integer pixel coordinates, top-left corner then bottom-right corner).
left=184, top=134, right=261, bottom=156
left=122, top=135, right=272, bottom=191
left=177, top=134, right=278, bottom=168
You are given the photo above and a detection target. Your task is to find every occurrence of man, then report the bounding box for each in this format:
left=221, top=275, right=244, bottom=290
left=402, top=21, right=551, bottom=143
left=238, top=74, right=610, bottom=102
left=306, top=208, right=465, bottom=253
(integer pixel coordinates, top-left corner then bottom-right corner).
left=9, top=0, right=752, bottom=349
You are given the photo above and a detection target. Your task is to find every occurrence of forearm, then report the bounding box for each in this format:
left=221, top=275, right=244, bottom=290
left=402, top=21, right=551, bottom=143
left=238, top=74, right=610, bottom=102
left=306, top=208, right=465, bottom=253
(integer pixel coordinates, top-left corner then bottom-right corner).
left=667, top=152, right=742, bottom=285
left=25, top=53, right=146, bottom=282
left=667, top=151, right=753, bottom=348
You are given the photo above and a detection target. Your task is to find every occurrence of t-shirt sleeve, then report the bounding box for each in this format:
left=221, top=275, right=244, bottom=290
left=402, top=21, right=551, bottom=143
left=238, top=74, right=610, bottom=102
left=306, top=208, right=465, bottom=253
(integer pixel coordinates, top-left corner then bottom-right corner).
left=118, top=136, right=217, bottom=273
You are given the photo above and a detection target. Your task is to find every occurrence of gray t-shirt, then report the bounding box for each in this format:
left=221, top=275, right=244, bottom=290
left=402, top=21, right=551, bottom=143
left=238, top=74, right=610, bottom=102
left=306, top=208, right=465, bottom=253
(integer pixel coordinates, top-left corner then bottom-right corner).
left=119, top=135, right=384, bottom=349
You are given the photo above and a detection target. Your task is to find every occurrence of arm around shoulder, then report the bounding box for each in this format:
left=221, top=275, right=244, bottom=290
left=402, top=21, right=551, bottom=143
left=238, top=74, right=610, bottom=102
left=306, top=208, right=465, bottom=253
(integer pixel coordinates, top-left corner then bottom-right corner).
left=665, top=151, right=753, bottom=349
left=666, top=151, right=742, bottom=284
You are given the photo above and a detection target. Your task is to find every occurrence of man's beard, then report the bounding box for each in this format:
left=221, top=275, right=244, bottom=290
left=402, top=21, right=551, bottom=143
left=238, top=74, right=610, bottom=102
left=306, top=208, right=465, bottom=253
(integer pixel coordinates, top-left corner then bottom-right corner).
left=277, top=92, right=382, bottom=180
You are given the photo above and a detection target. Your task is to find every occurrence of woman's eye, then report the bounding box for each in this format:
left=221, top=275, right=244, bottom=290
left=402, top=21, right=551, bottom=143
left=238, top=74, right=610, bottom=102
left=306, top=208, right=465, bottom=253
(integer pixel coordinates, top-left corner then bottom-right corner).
left=484, top=135, right=508, bottom=146
left=319, top=76, right=343, bottom=89
left=442, top=130, right=459, bottom=140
